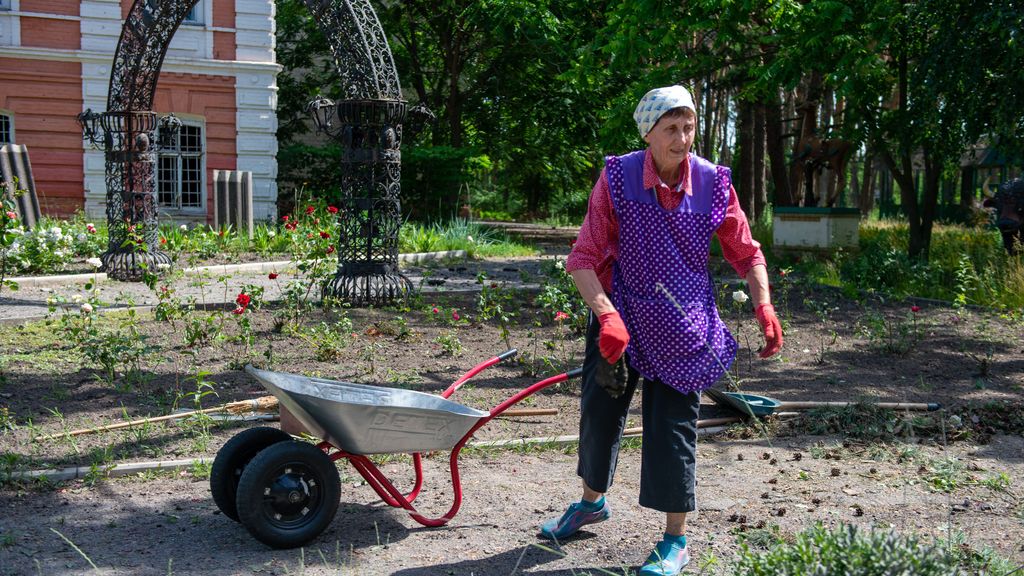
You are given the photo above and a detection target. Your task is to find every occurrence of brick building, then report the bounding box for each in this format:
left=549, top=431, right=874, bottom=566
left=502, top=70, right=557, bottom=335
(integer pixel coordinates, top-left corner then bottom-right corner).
left=0, top=0, right=279, bottom=222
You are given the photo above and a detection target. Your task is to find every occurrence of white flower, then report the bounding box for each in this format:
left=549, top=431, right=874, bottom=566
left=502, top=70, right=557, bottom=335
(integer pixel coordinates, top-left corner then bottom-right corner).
left=72, top=294, right=83, bottom=303
left=732, top=290, right=749, bottom=304
left=466, top=235, right=474, bottom=243
left=81, top=303, right=93, bottom=314
left=156, top=263, right=170, bottom=270
left=76, top=233, right=87, bottom=242
left=50, top=226, right=63, bottom=237
left=179, top=224, right=188, bottom=232
left=267, top=230, right=276, bottom=238
left=86, top=257, right=103, bottom=268
left=46, top=296, right=56, bottom=306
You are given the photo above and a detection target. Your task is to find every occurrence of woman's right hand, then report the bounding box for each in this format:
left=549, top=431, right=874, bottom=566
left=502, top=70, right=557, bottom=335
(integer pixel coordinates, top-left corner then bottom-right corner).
left=597, top=311, right=630, bottom=364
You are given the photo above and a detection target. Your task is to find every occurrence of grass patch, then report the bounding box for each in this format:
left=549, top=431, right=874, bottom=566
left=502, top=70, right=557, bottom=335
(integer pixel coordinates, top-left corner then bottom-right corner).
left=733, top=523, right=963, bottom=575
left=779, top=219, right=1024, bottom=310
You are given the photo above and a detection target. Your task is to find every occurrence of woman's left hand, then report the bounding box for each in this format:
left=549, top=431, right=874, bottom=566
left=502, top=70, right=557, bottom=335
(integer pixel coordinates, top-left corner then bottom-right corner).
left=754, top=303, right=783, bottom=358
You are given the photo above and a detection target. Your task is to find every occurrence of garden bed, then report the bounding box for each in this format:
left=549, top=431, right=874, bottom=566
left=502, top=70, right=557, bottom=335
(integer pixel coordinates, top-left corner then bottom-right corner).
left=0, top=256, right=1022, bottom=574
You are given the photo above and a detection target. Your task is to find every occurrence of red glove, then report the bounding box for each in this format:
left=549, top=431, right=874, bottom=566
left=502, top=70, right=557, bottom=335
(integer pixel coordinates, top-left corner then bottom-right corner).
left=755, top=303, right=783, bottom=358
left=597, top=311, right=630, bottom=364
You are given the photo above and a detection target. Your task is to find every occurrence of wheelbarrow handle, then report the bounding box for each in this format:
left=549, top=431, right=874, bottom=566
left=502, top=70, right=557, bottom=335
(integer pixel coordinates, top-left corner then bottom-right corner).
left=441, top=349, right=519, bottom=399
left=497, top=348, right=519, bottom=361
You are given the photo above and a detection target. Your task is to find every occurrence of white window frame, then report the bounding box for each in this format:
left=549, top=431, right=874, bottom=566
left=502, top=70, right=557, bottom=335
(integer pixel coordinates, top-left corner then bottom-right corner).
left=0, top=111, right=13, bottom=144
left=157, top=118, right=206, bottom=213
left=183, top=1, right=204, bottom=26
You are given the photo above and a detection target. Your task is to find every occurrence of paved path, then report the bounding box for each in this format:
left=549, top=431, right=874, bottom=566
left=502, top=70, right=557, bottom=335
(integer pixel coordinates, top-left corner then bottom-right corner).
left=0, top=251, right=562, bottom=324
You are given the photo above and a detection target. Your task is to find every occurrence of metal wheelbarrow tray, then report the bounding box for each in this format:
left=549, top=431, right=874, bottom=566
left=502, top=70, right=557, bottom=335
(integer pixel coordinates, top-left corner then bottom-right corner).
left=211, top=349, right=582, bottom=549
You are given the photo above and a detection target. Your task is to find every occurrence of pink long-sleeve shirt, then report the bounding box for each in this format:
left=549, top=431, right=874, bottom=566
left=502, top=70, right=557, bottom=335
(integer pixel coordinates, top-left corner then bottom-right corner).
left=566, top=150, right=766, bottom=294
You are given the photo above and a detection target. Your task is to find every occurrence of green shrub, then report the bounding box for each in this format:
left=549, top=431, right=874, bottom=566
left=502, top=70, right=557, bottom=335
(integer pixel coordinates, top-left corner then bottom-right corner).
left=733, top=523, right=958, bottom=575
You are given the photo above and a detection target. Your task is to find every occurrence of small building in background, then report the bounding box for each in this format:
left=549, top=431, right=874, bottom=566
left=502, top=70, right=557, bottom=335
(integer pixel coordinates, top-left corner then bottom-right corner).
left=0, top=0, right=279, bottom=223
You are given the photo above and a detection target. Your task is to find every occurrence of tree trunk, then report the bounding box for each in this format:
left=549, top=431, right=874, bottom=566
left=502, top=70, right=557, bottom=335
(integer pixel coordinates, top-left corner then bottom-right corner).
left=718, top=92, right=732, bottom=166
left=736, top=101, right=755, bottom=217
left=753, top=103, right=767, bottom=220
left=858, top=153, right=875, bottom=216
left=765, top=92, right=792, bottom=206
left=960, top=167, right=975, bottom=209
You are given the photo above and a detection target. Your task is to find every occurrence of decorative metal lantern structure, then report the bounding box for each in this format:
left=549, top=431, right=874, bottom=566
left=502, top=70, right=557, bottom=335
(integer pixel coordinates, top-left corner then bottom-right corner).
left=75, top=0, right=196, bottom=281
left=78, top=109, right=181, bottom=280
left=303, top=0, right=430, bottom=306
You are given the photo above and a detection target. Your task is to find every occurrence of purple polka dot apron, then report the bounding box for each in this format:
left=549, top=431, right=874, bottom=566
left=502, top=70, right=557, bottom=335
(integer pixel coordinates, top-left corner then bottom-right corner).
left=608, top=150, right=737, bottom=394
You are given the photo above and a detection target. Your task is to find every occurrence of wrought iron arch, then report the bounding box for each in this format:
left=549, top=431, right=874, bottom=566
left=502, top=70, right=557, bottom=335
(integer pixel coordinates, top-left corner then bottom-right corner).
left=80, top=0, right=425, bottom=304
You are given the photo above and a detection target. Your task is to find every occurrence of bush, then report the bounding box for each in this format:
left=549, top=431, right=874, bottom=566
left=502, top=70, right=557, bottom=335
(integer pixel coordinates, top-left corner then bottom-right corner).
left=733, top=523, right=959, bottom=575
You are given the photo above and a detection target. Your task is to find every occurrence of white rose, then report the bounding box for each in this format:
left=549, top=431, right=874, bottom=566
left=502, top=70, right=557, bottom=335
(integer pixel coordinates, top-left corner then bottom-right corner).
left=50, top=227, right=62, bottom=237
left=81, top=303, right=93, bottom=314
left=86, top=257, right=103, bottom=268
left=732, top=290, right=749, bottom=303
left=179, top=224, right=188, bottom=232
left=72, top=294, right=83, bottom=303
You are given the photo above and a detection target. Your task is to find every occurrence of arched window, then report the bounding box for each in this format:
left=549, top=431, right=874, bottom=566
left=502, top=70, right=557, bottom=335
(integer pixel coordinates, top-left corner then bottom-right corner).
left=0, top=112, right=13, bottom=144
left=157, top=119, right=205, bottom=211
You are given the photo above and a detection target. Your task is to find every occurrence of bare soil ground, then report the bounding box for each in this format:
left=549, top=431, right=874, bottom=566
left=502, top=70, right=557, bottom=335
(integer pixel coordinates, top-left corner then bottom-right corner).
left=1, top=254, right=1023, bottom=575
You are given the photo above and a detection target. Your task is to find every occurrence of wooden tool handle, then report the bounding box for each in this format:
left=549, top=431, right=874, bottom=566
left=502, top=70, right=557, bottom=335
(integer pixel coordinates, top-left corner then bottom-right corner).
left=777, top=401, right=941, bottom=412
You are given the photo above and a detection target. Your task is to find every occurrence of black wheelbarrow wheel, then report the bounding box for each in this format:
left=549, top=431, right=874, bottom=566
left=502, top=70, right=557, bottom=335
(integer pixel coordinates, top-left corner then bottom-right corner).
left=210, top=427, right=293, bottom=521
left=235, top=440, right=341, bottom=549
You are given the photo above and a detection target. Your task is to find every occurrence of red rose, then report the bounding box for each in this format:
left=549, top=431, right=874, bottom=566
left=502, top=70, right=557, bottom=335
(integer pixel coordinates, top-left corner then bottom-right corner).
left=236, top=293, right=251, bottom=308
left=911, top=305, right=921, bottom=313
left=268, top=272, right=279, bottom=280
left=320, top=231, right=330, bottom=239
left=326, top=245, right=336, bottom=255
left=305, top=205, right=316, bottom=215
left=282, top=215, right=290, bottom=222
left=6, top=211, right=17, bottom=219
left=327, top=206, right=339, bottom=214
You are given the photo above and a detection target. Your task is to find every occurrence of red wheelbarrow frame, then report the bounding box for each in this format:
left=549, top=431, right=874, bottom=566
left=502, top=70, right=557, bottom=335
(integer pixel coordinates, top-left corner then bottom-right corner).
left=313, top=349, right=582, bottom=528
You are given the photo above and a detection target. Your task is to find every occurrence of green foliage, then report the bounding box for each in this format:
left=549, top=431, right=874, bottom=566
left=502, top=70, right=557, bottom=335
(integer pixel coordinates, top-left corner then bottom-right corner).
left=401, top=146, right=492, bottom=221
left=434, top=331, right=463, bottom=357
left=305, top=319, right=355, bottom=362
left=794, top=220, right=1024, bottom=309
left=733, top=523, right=959, bottom=575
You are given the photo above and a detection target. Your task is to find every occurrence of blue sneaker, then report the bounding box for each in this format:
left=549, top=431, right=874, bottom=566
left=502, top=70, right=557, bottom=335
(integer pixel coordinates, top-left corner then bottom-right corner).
left=538, top=498, right=611, bottom=540
left=639, top=537, right=690, bottom=575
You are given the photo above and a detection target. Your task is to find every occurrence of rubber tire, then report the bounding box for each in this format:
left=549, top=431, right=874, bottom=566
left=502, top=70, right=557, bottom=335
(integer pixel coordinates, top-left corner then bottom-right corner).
left=235, top=441, right=341, bottom=549
left=210, top=427, right=293, bottom=522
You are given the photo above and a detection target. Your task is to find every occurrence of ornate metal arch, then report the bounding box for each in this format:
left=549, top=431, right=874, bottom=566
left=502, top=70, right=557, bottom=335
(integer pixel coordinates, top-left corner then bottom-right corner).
left=79, top=0, right=199, bottom=280
left=79, top=0, right=425, bottom=304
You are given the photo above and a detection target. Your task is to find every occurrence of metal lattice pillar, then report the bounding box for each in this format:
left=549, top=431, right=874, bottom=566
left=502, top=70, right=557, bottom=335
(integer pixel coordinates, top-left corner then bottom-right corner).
left=304, top=0, right=431, bottom=306
left=77, top=0, right=198, bottom=281
left=311, top=98, right=411, bottom=305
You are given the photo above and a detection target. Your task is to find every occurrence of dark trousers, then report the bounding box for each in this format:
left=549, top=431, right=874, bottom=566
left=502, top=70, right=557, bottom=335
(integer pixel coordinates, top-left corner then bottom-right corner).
left=576, top=313, right=701, bottom=513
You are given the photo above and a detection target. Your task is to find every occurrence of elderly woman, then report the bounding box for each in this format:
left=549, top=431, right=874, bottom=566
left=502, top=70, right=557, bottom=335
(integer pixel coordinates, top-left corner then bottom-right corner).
left=539, top=85, right=783, bottom=576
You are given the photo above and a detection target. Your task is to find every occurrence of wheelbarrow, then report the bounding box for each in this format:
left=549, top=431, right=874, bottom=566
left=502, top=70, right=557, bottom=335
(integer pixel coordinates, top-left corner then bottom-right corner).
left=210, top=349, right=582, bottom=549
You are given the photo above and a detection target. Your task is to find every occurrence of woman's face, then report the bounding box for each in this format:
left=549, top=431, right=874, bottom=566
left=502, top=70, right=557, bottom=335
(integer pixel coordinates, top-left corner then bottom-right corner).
left=643, top=110, right=696, bottom=175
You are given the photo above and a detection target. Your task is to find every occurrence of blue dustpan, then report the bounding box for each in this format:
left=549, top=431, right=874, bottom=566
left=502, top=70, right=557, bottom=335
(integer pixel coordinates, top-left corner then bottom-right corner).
left=705, top=388, right=781, bottom=418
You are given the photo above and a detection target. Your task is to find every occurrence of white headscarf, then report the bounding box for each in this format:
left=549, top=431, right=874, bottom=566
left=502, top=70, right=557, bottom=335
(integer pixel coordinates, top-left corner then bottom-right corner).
left=633, top=85, right=696, bottom=138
